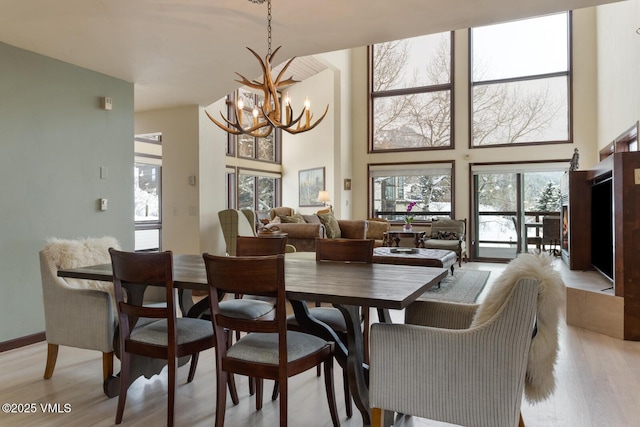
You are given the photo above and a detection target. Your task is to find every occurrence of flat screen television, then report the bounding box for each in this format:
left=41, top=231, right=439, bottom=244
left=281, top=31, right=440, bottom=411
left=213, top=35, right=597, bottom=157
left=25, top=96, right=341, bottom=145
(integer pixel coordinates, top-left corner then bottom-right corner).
left=591, top=174, right=614, bottom=281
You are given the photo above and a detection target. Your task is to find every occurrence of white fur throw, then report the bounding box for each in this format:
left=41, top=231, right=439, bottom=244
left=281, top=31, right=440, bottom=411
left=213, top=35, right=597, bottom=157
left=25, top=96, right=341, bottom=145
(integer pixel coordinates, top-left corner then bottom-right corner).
left=471, top=253, right=564, bottom=404
left=43, top=236, right=120, bottom=297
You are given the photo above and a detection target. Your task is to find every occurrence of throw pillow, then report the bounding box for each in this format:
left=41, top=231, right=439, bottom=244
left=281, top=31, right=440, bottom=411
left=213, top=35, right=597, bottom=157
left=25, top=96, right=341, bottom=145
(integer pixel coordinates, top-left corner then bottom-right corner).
left=316, top=207, right=332, bottom=215
left=434, top=230, right=459, bottom=240
left=279, top=213, right=305, bottom=223
left=302, top=214, right=322, bottom=224
left=318, top=212, right=342, bottom=238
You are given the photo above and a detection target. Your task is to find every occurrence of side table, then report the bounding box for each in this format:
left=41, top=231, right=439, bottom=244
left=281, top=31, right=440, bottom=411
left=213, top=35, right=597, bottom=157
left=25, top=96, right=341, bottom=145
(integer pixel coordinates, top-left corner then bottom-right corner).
left=383, top=230, right=426, bottom=248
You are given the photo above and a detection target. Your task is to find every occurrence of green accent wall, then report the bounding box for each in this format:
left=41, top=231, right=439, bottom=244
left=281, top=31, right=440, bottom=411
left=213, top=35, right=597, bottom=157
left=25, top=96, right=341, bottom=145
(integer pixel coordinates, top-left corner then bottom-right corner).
left=0, top=42, right=134, bottom=342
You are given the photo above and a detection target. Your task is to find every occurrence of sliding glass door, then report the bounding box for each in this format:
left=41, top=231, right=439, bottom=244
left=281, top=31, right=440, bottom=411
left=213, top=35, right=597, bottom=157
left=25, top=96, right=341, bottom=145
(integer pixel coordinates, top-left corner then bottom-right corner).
left=472, top=164, right=564, bottom=261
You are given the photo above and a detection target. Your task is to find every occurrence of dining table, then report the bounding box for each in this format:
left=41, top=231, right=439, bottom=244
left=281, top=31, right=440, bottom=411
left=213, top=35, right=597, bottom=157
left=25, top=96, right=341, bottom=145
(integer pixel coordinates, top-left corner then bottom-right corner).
left=58, top=253, right=447, bottom=426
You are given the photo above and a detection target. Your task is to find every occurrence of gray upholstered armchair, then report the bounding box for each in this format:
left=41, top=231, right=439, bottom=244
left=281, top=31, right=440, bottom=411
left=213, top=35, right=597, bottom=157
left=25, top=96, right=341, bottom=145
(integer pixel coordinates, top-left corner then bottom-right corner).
left=423, top=218, right=466, bottom=266
left=218, top=209, right=260, bottom=256
left=39, top=236, right=120, bottom=381
left=369, top=253, right=563, bottom=427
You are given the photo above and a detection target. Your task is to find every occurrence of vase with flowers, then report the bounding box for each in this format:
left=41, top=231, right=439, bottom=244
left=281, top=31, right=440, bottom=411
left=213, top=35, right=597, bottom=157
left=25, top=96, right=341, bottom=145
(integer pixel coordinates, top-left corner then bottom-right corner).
left=403, top=201, right=417, bottom=231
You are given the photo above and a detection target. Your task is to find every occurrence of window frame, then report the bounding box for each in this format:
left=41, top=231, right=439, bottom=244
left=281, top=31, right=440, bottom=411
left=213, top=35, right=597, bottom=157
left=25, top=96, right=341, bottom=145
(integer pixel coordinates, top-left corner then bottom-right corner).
left=235, top=167, right=282, bottom=212
left=228, top=89, right=282, bottom=164
left=469, top=12, right=573, bottom=149
left=368, top=160, right=455, bottom=224
left=134, top=134, right=163, bottom=252
left=368, top=32, right=455, bottom=153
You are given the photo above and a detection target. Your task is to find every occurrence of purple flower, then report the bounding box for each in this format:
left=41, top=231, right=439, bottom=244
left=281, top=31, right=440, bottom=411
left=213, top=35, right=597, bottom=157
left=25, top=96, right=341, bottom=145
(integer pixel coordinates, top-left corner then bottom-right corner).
left=407, top=202, right=417, bottom=212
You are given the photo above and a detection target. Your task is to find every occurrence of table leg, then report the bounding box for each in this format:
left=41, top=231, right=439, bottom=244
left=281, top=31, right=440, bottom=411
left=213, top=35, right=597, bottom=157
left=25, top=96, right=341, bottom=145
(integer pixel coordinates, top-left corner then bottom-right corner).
left=335, top=304, right=372, bottom=426
left=290, top=301, right=347, bottom=364
left=291, top=301, right=375, bottom=424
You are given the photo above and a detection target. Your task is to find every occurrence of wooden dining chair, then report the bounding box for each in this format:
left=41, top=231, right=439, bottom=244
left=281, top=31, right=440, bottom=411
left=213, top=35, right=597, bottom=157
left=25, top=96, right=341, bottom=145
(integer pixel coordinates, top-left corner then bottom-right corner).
left=189, top=235, right=286, bottom=407
left=234, top=235, right=287, bottom=402
left=109, top=249, right=216, bottom=427
left=286, top=238, right=375, bottom=418
left=202, top=253, right=340, bottom=427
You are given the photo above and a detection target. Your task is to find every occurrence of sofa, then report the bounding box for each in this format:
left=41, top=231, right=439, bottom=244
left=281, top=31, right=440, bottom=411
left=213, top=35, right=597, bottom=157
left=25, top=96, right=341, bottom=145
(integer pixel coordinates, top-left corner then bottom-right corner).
left=262, top=207, right=368, bottom=252
left=422, top=218, right=466, bottom=266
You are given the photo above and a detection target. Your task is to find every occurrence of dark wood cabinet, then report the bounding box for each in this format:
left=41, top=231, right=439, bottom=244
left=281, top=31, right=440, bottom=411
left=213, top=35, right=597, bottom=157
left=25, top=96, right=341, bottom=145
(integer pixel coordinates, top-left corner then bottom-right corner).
left=564, top=152, right=640, bottom=340
left=561, top=170, right=591, bottom=270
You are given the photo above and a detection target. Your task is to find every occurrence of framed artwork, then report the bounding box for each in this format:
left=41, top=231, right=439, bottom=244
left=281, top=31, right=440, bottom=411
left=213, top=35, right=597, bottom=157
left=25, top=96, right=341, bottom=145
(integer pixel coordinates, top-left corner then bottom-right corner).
left=344, top=178, right=352, bottom=190
left=299, top=167, right=325, bottom=207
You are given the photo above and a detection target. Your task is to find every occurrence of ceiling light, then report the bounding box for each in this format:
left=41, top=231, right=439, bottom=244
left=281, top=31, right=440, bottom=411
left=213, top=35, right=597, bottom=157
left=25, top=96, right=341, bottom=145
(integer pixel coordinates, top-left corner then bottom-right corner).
left=206, top=0, right=329, bottom=137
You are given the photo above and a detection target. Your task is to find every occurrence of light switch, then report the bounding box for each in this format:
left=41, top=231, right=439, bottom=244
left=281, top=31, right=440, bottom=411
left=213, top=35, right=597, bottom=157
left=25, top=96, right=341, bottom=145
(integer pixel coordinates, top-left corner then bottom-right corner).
left=101, top=97, right=112, bottom=111
left=100, top=198, right=108, bottom=211
left=635, top=168, right=640, bottom=185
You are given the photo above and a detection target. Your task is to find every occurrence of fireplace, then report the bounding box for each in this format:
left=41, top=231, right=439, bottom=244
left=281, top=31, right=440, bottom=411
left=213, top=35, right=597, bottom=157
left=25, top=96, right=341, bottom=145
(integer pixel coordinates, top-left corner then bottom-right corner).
left=561, top=204, right=568, bottom=255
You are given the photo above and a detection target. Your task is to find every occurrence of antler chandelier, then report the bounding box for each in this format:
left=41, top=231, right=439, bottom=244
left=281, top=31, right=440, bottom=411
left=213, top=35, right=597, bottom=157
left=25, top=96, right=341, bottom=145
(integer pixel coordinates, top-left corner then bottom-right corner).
left=207, top=0, right=329, bottom=138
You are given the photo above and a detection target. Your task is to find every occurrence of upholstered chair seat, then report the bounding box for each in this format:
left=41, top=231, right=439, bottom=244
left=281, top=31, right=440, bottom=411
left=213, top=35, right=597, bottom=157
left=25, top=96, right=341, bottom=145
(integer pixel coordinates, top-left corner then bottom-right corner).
left=287, top=307, right=346, bottom=332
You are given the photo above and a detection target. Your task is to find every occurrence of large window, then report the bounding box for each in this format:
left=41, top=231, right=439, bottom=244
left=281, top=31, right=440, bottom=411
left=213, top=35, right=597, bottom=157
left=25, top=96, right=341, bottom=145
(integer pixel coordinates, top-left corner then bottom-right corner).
left=369, top=162, right=453, bottom=222
left=471, top=13, right=571, bottom=147
left=370, top=32, right=453, bottom=152
left=235, top=88, right=281, bottom=163
left=134, top=134, right=162, bottom=252
left=236, top=169, right=281, bottom=211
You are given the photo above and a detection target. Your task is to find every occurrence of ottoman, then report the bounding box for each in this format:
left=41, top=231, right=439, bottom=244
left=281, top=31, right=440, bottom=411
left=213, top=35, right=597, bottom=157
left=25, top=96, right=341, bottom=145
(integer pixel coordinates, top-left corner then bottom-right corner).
left=372, top=247, right=457, bottom=274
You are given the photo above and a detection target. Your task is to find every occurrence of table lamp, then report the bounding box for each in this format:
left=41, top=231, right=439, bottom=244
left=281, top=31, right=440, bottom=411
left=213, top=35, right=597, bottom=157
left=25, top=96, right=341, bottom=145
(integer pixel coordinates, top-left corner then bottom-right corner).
left=318, top=190, right=331, bottom=207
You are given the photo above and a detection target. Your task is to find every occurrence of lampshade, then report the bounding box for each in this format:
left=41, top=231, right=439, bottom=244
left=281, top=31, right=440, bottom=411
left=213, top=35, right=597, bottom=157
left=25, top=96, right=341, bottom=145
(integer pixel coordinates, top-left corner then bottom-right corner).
left=317, top=190, right=330, bottom=204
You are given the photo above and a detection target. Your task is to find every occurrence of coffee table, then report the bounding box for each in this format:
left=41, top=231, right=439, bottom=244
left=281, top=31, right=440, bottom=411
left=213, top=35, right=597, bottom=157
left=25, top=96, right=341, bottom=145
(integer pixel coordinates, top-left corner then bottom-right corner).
left=382, top=230, right=426, bottom=248
left=373, top=247, right=457, bottom=274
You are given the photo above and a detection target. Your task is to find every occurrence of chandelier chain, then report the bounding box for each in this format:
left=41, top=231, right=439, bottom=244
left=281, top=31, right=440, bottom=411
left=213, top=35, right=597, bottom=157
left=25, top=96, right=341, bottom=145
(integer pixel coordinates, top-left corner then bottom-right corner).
left=267, top=0, right=272, bottom=56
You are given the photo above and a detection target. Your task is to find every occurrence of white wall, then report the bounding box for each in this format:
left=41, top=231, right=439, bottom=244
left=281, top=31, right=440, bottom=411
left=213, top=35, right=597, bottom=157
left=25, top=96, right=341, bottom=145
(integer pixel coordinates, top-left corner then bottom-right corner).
left=596, top=0, right=640, bottom=147
left=135, top=104, right=227, bottom=256
left=281, top=68, right=337, bottom=215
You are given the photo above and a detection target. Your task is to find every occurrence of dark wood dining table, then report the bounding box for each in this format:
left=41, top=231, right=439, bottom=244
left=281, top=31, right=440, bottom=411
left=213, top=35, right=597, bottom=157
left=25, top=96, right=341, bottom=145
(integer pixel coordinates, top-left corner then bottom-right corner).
left=58, top=253, right=447, bottom=426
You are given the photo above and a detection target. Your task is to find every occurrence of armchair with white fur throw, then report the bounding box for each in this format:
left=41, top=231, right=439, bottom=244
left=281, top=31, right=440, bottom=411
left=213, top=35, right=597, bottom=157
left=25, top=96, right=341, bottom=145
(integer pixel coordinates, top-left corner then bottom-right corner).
left=422, top=218, right=466, bottom=267
left=39, top=236, right=120, bottom=382
left=369, top=253, right=563, bottom=427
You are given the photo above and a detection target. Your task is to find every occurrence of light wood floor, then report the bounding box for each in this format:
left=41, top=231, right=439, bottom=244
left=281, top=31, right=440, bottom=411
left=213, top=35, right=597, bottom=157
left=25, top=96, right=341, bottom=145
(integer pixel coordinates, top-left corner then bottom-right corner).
left=2, top=259, right=640, bottom=426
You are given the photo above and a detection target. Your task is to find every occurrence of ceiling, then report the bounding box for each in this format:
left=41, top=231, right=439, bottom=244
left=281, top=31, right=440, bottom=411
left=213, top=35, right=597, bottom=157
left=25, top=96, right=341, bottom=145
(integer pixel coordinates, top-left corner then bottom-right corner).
left=0, top=0, right=621, bottom=112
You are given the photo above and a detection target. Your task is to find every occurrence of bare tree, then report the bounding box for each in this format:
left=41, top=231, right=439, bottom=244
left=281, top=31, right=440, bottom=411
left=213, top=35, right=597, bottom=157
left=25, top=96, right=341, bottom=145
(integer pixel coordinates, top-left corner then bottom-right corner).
left=373, top=36, right=564, bottom=148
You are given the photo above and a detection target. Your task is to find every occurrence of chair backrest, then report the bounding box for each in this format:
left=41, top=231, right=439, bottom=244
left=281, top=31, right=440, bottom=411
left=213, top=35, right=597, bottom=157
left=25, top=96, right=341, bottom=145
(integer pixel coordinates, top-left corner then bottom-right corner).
left=315, top=238, right=374, bottom=263
left=269, top=206, right=295, bottom=220
left=236, top=235, right=288, bottom=256
left=542, top=216, right=560, bottom=245
left=40, top=236, right=120, bottom=294
left=202, top=254, right=287, bottom=354
left=218, top=209, right=258, bottom=256
left=366, top=218, right=390, bottom=240
left=430, top=219, right=466, bottom=239
left=470, top=252, right=563, bottom=403
left=39, top=236, right=120, bottom=351
left=109, top=249, right=176, bottom=343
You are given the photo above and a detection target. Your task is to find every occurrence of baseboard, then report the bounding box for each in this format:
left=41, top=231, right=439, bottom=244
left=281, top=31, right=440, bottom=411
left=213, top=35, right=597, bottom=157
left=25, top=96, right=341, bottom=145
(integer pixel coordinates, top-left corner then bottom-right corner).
left=0, top=332, right=46, bottom=353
